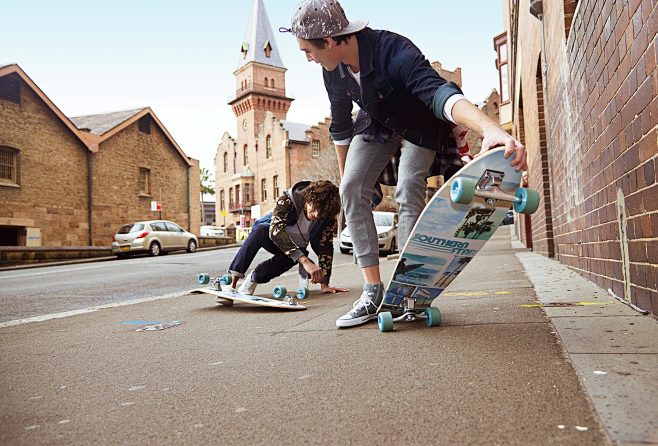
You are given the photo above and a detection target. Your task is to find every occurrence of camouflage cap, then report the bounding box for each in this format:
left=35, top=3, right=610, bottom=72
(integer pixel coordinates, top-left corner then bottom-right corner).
left=279, top=0, right=368, bottom=40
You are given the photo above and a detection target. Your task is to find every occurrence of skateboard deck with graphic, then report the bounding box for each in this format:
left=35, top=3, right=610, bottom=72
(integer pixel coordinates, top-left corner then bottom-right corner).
left=190, top=273, right=307, bottom=310
left=377, top=148, right=539, bottom=332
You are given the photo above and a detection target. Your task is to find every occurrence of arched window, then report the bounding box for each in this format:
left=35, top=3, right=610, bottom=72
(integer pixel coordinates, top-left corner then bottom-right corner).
left=264, top=77, right=269, bottom=88
left=243, top=144, right=248, bottom=166
left=266, top=135, right=272, bottom=159
left=271, top=78, right=275, bottom=88
left=223, top=152, right=228, bottom=173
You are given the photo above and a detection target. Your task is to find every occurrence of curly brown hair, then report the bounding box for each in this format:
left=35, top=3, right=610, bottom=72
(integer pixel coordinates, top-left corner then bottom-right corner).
left=303, top=180, right=340, bottom=218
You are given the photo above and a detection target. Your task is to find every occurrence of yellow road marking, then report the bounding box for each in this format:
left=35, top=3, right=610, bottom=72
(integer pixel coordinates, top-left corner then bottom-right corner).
left=520, top=302, right=613, bottom=308
left=443, top=291, right=511, bottom=297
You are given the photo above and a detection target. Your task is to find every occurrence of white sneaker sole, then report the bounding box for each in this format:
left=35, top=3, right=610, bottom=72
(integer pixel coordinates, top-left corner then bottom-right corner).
left=335, top=313, right=377, bottom=328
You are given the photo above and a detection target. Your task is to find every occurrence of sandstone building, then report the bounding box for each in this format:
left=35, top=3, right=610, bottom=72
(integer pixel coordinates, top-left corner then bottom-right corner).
left=214, top=0, right=338, bottom=228
left=0, top=64, right=200, bottom=247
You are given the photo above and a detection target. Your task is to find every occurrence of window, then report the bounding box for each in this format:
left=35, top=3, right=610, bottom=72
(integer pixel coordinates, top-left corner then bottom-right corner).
left=233, top=151, right=237, bottom=173
left=235, top=185, right=241, bottom=205
left=261, top=178, right=267, bottom=202
left=139, top=168, right=151, bottom=195
left=229, top=187, right=234, bottom=204
left=0, top=147, right=18, bottom=184
left=138, top=116, right=151, bottom=134
left=271, top=78, right=275, bottom=88
left=273, top=175, right=280, bottom=198
left=150, top=221, right=167, bottom=231
left=266, top=135, right=272, bottom=159
left=223, top=153, right=228, bottom=173
left=312, top=140, right=320, bottom=158
left=245, top=183, right=251, bottom=203
left=220, top=190, right=225, bottom=210
left=264, top=77, right=269, bottom=88
left=493, top=32, right=510, bottom=104
left=264, top=40, right=273, bottom=58
left=0, top=75, right=20, bottom=104
left=165, top=222, right=183, bottom=232
left=243, top=144, right=249, bottom=166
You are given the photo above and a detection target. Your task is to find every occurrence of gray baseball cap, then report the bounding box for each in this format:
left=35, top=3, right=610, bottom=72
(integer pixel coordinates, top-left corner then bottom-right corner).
left=279, top=0, right=368, bottom=39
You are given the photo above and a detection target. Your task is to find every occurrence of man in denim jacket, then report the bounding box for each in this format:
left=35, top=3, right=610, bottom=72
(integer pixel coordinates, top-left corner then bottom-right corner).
left=281, top=0, right=527, bottom=327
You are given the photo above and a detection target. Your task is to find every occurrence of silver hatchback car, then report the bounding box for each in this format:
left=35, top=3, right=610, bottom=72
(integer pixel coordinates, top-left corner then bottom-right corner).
left=112, top=220, right=198, bottom=258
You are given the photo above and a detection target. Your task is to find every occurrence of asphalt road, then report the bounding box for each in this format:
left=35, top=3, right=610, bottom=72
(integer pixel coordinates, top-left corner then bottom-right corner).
left=0, top=231, right=609, bottom=445
left=0, top=241, right=355, bottom=324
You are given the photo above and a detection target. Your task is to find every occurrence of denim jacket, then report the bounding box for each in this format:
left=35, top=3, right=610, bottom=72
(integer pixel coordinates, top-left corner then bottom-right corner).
left=323, top=27, right=464, bottom=153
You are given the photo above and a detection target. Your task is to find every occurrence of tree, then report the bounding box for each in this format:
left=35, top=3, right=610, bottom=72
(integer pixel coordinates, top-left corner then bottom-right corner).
left=200, top=167, right=215, bottom=225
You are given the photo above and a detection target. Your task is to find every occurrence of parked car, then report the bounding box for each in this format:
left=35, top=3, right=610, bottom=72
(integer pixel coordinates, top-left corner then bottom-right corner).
left=340, top=211, right=398, bottom=255
left=200, top=225, right=225, bottom=237
left=502, top=210, right=514, bottom=225
left=112, top=220, right=198, bottom=258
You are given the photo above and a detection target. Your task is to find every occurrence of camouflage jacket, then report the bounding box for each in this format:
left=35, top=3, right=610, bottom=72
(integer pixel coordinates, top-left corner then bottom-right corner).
left=255, top=182, right=336, bottom=285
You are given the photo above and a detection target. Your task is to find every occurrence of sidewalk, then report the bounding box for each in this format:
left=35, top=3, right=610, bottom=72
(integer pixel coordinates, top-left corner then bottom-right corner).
left=0, top=228, right=655, bottom=445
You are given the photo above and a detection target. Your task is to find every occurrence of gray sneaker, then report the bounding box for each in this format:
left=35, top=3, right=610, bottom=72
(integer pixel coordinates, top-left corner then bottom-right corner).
left=336, top=284, right=383, bottom=328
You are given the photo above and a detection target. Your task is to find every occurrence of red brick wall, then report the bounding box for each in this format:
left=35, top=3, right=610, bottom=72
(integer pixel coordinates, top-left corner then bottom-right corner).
left=511, top=0, right=657, bottom=313
left=0, top=74, right=90, bottom=246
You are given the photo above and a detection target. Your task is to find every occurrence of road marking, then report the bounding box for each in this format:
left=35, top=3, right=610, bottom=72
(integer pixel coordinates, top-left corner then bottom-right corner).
left=520, top=301, right=613, bottom=308
left=0, top=250, right=234, bottom=279
left=0, top=291, right=188, bottom=329
left=442, top=291, right=511, bottom=297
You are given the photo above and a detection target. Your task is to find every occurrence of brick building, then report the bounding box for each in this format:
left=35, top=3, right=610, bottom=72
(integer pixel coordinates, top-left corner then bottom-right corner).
left=0, top=64, right=200, bottom=247
left=214, top=0, right=338, bottom=228
left=498, top=0, right=657, bottom=314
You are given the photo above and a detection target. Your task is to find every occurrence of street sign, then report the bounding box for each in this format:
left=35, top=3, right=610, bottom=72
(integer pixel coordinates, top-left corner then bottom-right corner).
left=221, top=209, right=227, bottom=217
left=151, top=201, right=162, bottom=212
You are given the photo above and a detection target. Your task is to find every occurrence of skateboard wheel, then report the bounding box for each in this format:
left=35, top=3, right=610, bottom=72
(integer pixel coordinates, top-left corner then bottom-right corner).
left=273, top=286, right=287, bottom=299
left=513, top=188, right=540, bottom=214
left=296, top=287, right=309, bottom=299
left=378, top=312, right=394, bottom=332
left=450, top=178, right=476, bottom=205
left=197, top=273, right=210, bottom=285
left=220, top=274, right=232, bottom=286
left=424, top=307, right=441, bottom=327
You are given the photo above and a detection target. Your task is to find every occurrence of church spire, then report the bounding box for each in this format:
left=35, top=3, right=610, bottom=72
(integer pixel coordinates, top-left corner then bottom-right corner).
left=237, top=0, right=285, bottom=70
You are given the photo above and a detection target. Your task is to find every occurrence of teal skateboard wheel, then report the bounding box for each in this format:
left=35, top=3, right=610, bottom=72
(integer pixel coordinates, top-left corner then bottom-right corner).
left=220, top=274, right=232, bottom=286
left=450, top=178, right=476, bottom=205
left=513, top=188, right=540, bottom=214
left=378, top=312, right=394, bottom=332
left=424, top=307, right=441, bottom=327
left=273, top=286, right=287, bottom=299
left=197, top=273, right=210, bottom=285
left=296, top=287, right=309, bottom=299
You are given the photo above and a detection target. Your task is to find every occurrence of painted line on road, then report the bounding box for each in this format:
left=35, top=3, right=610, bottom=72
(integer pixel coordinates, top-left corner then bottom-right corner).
left=0, top=291, right=189, bottom=329
left=0, top=250, right=231, bottom=279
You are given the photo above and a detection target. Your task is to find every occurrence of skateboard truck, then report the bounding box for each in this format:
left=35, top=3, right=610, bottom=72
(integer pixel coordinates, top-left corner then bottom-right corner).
left=451, top=169, right=540, bottom=214
left=378, top=297, right=441, bottom=332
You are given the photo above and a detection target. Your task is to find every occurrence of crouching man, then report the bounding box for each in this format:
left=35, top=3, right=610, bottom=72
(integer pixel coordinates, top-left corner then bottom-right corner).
left=225, top=180, right=349, bottom=295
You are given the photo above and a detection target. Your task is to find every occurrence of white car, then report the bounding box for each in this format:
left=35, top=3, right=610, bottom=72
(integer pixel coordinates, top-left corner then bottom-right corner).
left=112, top=220, right=198, bottom=258
left=340, top=211, right=398, bottom=255
left=200, top=225, right=225, bottom=237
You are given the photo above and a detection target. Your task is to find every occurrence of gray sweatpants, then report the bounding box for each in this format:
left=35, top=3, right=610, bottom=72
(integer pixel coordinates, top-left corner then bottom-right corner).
left=340, top=134, right=435, bottom=268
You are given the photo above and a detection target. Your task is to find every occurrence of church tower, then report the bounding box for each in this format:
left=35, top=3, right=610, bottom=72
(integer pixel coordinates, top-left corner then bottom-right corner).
left=229, top=0, right=293, bottom=140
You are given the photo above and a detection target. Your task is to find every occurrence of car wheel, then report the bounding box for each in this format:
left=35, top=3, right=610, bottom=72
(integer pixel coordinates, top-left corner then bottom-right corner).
left=340, top=247, right=350, bottom=254
left=187, top=239, right=197, bottom=253
left=148, top=241, right=161, bottom=256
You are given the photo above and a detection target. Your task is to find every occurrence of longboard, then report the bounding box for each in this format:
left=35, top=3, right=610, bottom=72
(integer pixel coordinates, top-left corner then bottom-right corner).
left=377, top=148, right=539, bottom=332
left=189, top=287, right=306, bottom=310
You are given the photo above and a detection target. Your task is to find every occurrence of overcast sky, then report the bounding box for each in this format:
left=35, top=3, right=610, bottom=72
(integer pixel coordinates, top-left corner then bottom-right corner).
left=2, top=0, right=505, bottom=173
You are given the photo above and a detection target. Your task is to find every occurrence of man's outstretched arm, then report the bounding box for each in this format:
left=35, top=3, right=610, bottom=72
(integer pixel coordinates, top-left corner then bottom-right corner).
left=450, top=99, right=527, bottom=172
